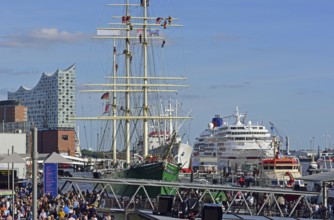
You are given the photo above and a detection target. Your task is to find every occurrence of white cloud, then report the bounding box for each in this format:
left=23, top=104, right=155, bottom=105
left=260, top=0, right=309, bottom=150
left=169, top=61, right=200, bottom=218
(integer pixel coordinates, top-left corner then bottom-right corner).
left=30, top=28, right=83, bottom=42
left=0, top=28, right=87, bottom=48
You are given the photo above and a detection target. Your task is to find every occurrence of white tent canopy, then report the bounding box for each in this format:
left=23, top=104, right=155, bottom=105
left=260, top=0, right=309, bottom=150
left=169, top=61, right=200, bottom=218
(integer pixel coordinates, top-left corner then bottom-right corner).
left=44, top=152, right=73, bottom=164
left=0, top=153, right=25, bottom=164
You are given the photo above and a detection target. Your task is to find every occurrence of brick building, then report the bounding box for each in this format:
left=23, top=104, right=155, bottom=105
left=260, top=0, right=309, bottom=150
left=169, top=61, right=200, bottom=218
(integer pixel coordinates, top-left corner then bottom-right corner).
left=0, top=100, right=27, bottom=123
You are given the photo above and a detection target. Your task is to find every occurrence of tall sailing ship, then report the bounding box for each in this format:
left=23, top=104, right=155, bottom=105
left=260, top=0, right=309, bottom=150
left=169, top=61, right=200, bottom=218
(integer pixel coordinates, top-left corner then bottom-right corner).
left=75, top=0, right=192, bottom=196
left=193, top=107, right=274, bottom=173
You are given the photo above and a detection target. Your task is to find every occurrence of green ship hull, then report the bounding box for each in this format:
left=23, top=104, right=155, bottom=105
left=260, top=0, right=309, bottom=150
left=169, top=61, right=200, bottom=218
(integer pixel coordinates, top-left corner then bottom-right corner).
left=99, top=161, right=180, bottom=198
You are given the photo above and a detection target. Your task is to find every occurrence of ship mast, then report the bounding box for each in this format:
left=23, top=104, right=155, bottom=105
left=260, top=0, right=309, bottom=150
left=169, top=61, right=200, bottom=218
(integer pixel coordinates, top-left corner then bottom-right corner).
left=125, top=0, right=131, bottom=165
left=73, top=0, right=192, bottom=165
left=142, top=0, right=149, bottom=158
left=112, top=40, right=117, bottom=166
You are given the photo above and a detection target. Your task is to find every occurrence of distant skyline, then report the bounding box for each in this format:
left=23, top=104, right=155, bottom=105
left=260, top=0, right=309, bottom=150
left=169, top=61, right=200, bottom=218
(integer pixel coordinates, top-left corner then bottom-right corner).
left=1, top=0, right=333, bottom=151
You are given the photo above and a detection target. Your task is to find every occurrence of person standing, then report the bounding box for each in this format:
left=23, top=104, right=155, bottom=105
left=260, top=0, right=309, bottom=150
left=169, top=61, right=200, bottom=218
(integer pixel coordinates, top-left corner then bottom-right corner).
left=39, top=208, right=47, bottom=220
left=6, top=213, right=13, bottom=220
left=103, top=213, right=111, bottom=220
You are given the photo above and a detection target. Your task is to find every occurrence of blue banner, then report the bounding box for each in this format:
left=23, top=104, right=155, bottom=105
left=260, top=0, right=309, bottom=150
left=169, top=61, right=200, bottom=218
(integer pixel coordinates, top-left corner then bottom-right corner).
left=43, top=163, right=58, bottom=197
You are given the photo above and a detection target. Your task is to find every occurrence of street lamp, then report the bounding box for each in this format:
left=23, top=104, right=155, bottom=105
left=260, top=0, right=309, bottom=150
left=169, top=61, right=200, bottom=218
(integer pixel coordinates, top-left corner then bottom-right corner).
left=323, top=132, right=330, bottom=150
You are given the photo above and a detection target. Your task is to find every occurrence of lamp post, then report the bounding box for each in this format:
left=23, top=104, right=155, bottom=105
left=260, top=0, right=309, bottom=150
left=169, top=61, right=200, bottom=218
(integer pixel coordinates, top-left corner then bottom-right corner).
left=32, top=127, right=38, bottom=220
left=11, top=146, right=14, bottom=218
left=7, top=149, right=9, bottom=190
left=323, top=132, right=330, bottom=150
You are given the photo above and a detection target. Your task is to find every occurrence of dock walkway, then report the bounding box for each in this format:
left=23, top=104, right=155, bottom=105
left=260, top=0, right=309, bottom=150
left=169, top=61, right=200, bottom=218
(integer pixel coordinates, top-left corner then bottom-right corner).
left=59, top=176, right=321, bottom=219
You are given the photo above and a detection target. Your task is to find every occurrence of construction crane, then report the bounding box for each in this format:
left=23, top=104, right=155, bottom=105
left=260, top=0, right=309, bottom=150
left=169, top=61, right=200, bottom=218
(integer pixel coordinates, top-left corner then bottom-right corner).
left=269, top=122, right=290, bottom=155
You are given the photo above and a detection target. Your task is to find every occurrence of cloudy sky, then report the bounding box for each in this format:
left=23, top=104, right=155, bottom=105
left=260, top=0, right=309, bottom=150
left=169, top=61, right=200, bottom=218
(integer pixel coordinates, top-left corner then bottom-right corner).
left=1, top=0, right=333, bottom=151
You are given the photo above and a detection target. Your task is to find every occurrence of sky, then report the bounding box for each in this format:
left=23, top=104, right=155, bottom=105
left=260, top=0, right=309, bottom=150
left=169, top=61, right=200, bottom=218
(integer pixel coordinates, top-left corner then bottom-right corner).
left=1, top=0, right=334, bottom=152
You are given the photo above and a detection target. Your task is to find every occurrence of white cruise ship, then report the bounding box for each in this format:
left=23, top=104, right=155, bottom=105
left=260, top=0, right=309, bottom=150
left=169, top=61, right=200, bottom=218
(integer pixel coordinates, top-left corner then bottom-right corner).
left=193, top=107, right=274, bottom=173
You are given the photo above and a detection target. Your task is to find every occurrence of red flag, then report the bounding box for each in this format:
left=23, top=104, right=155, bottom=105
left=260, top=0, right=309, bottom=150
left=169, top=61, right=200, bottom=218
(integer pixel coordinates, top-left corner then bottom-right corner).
left=104, top=104, right=110, bottom=114
left=101, top=92, right=109, bottom=100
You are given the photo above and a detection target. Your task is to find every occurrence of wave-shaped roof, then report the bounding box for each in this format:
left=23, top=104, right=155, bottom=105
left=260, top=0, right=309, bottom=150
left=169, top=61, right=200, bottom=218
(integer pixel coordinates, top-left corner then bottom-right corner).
left=9, top=64, right=75, bottom=94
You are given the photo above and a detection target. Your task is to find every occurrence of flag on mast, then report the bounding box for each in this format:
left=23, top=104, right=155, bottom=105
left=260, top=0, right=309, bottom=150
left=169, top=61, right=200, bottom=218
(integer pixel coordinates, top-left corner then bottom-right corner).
left=104, top=104, right=110, bottom=114
left=101, top=92, right=109, bottom=100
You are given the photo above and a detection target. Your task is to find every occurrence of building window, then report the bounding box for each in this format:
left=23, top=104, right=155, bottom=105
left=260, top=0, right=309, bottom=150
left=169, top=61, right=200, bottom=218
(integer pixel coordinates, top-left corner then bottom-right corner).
left=62, top=135, right=68, bottom=140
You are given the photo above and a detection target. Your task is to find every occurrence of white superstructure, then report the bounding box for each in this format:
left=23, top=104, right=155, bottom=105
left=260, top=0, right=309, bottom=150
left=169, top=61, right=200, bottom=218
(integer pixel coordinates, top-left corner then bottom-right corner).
left=193, top=107, right=274, bottom=172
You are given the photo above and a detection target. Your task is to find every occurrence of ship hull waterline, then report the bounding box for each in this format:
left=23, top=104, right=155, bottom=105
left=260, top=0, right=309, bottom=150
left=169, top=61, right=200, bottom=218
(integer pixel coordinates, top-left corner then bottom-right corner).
left=95, top=161, right=180, bottom=198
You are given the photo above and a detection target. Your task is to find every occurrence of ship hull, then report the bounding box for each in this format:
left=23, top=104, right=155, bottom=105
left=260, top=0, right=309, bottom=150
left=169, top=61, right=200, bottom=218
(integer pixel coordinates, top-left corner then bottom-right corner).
left=99, top=161, right=180, bottom=197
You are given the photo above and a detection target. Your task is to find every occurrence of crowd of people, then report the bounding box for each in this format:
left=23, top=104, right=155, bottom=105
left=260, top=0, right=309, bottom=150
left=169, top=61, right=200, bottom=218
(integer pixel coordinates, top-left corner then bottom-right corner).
left=0, top=182, right=115, bottom=220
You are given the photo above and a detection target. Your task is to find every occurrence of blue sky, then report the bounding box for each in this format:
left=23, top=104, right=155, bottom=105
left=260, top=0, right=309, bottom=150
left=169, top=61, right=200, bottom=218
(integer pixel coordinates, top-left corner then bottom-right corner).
left=1, top=0, right=333, bottom=151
